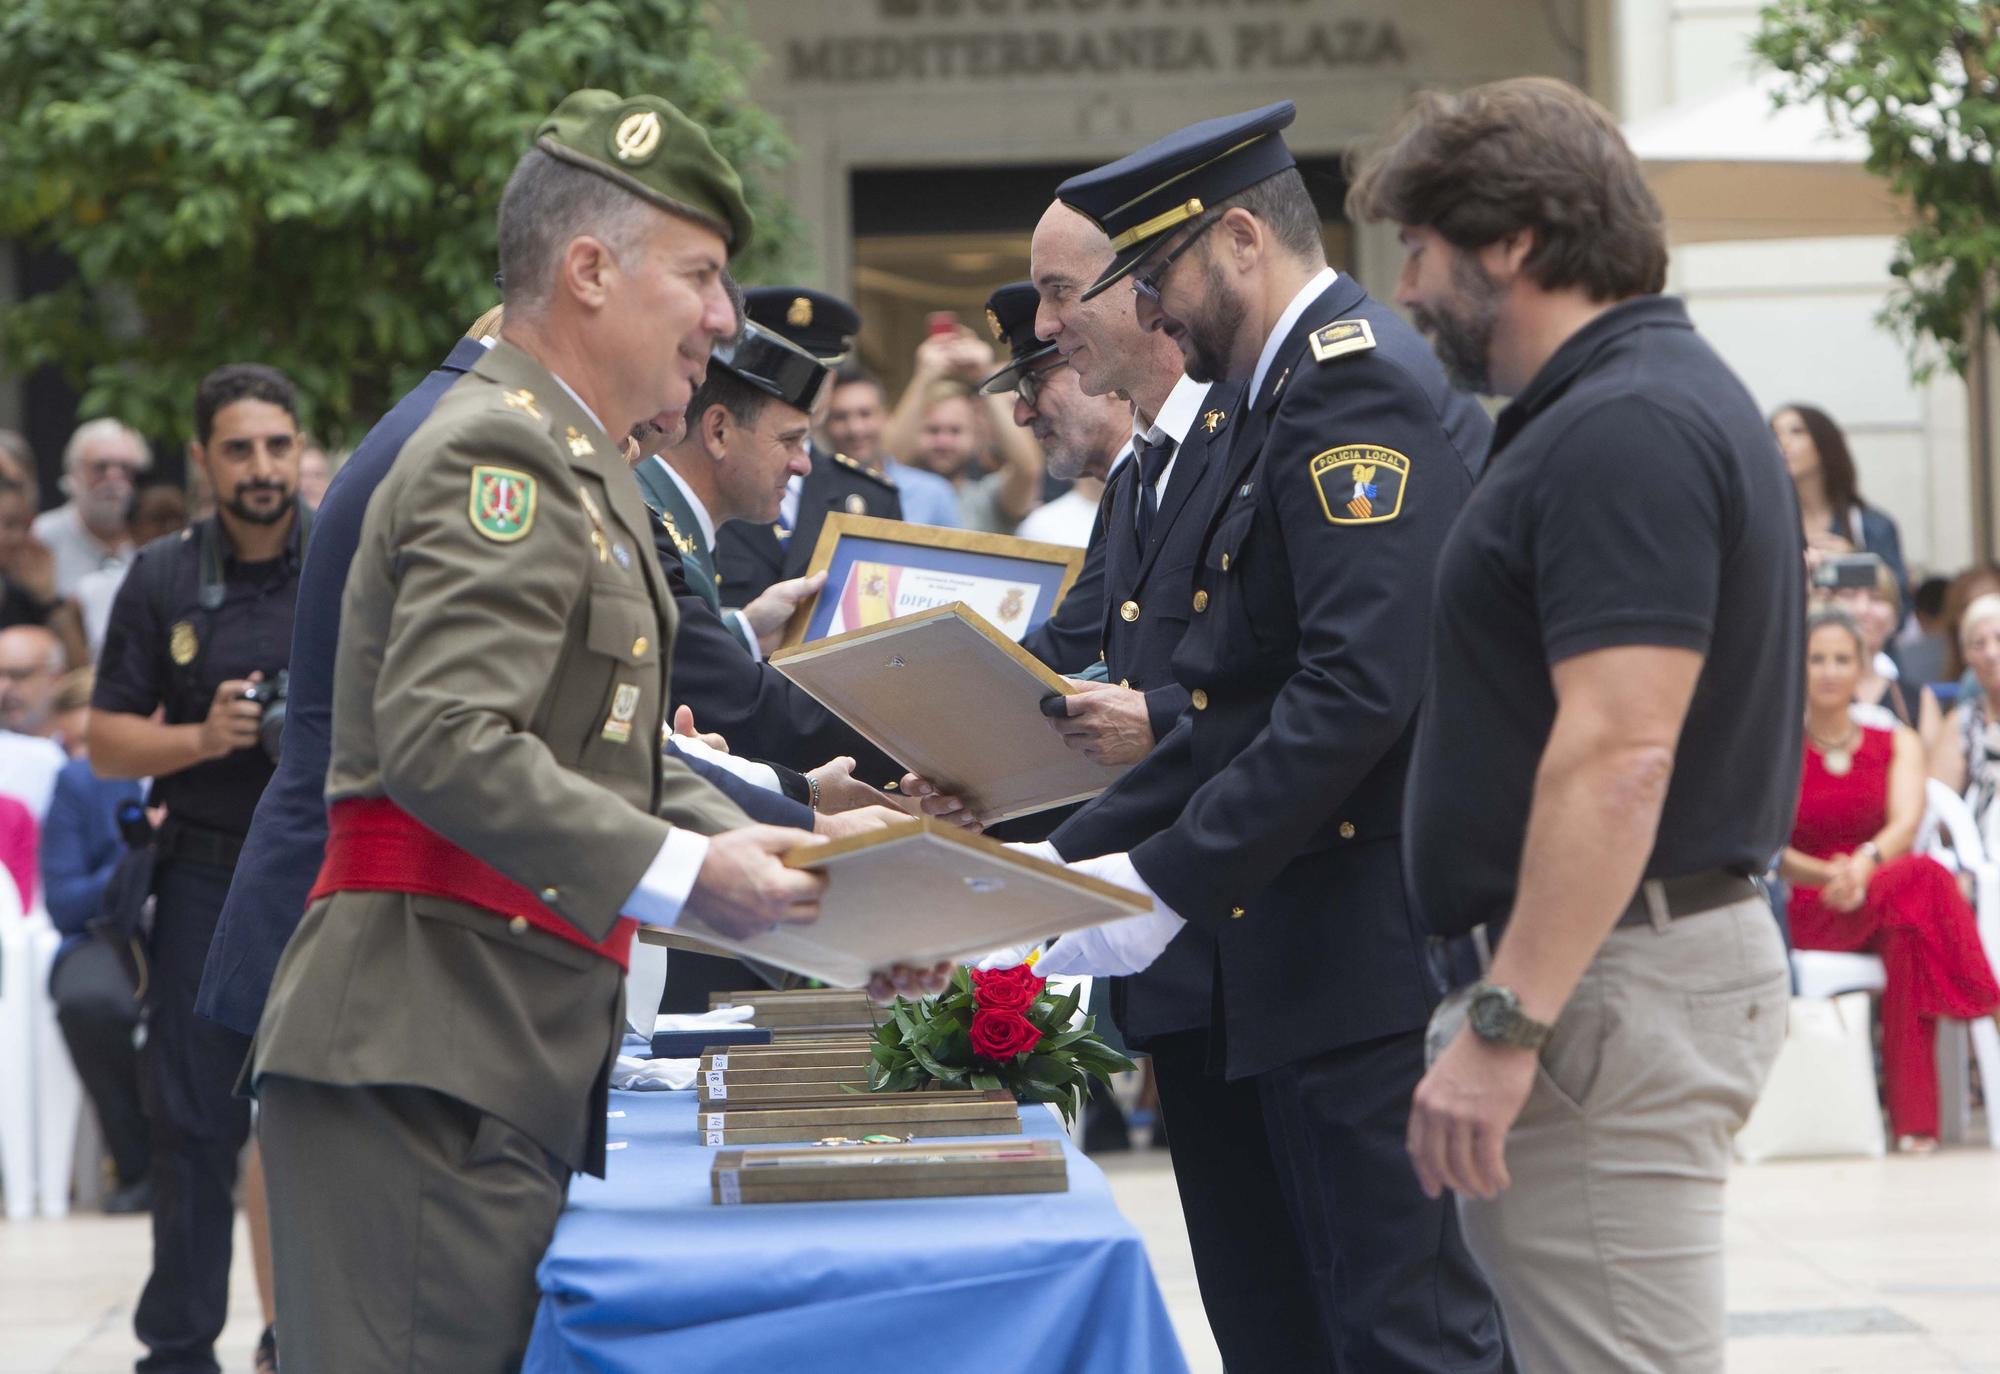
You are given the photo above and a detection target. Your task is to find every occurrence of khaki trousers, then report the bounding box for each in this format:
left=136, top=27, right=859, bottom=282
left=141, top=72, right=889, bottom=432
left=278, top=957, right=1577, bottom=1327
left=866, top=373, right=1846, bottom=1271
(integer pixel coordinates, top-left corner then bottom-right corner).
left=1432, top=897, right=1789, bottom=1373
left=258, top=1075, right=569, bottom=1374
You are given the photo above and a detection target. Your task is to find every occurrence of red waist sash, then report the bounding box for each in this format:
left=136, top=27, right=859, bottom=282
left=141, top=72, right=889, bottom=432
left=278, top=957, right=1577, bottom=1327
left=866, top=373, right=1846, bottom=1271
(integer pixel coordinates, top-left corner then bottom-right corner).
left=312, top=797, right=635, bottom=969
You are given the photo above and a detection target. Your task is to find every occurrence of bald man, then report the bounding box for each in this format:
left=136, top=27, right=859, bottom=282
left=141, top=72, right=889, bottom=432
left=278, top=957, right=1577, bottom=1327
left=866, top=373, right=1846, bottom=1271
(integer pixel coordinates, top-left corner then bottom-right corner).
left=0, top=624, right=66, bottom=736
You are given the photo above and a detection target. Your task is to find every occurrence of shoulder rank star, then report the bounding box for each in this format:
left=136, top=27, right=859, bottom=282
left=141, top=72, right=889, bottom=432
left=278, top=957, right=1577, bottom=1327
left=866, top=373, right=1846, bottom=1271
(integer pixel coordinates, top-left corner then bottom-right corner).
left=565, top=426, right=595, bottom=460
left=502, top=388, right=543, bottom=420
left=1310, top=318, right=1377, bottom=364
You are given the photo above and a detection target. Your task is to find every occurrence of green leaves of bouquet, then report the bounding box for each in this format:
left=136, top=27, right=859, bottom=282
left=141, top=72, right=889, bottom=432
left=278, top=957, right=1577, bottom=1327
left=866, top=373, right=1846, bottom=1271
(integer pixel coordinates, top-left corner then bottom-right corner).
left=868, top=963, right=1134, bottom=1127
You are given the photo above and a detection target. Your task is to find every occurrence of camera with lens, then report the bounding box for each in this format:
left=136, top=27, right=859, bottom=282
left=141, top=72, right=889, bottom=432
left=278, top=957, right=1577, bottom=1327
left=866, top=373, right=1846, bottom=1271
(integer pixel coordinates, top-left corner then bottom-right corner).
left=240, top=670, right=290, bottom=762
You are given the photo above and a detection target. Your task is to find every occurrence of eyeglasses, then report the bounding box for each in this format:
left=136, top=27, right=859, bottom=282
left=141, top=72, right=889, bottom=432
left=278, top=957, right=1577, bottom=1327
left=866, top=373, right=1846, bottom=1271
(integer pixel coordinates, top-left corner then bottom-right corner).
left=1131, top=214, right=1220, bottom=307
left=1013, top=358, right=1065, bottom=409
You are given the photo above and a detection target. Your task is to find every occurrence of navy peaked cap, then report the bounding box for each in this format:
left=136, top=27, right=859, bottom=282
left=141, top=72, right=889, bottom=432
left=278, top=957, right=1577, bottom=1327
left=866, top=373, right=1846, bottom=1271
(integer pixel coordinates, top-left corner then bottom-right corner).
left=709, top=320, right=830, bottom=414
left=976, top=280, right=1061, bottom=395
left=1058, top=101, right=1298, bottom=300
left=744, top=288, right=861, bottom=363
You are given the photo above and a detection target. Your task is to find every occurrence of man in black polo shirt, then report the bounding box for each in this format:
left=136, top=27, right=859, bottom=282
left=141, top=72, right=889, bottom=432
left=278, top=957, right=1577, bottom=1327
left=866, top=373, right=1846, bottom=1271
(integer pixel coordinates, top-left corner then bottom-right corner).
left=90, top=363, right=304, bottom=1374
left=1350, top=77, right=1798, bottom=1372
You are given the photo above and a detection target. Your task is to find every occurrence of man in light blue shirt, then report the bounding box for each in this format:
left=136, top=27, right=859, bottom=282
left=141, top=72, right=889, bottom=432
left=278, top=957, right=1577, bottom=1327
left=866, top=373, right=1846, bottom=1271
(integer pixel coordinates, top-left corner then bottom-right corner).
left=822, top=363, right=961, bottom=528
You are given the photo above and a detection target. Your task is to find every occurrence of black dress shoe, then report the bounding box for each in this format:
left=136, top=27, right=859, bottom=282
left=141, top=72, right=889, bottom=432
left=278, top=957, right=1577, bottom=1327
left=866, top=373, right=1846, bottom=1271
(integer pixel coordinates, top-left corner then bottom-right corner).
left=103, top=1176, right=153, bottom=1214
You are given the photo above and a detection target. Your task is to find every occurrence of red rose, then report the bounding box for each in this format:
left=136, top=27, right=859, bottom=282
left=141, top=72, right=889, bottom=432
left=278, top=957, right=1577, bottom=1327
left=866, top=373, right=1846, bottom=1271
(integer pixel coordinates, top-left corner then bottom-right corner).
left=969, top=1008, right=1043, bottom=1061
left=970, top=964, right=1045, bottom=1014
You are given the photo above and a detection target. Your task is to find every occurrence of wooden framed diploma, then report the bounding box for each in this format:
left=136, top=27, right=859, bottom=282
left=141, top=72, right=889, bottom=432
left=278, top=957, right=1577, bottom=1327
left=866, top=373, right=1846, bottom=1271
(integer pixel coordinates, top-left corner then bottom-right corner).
left=768, top=602, right=1130, bottom=821
left=637, top=817, right=1148, bottom=989
left=781, top=514, right=1087, bottom=648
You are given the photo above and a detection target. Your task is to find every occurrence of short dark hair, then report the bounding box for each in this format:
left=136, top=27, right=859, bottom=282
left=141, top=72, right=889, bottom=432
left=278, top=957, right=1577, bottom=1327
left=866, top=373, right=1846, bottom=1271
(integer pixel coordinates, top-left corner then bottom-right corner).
left=1915, top=576, right=1950, bottom=621
left=688, top=367, right=770, bottom=433
left=1213, top=167, right=1323, bottom=263
left=1781, top=403, right=1863, bottom=519
left=195, top=363, right=298, bottom=443
left=1347, top=77, right=1667, bottom=300
left=831, top=362, right=884, bottom=399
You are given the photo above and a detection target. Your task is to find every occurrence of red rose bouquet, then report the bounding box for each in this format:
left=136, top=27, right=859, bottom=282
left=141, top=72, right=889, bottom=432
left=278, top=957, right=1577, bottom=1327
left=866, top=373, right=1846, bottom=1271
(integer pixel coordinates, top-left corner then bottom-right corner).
left=867, top=962, right=1134, bottom=1126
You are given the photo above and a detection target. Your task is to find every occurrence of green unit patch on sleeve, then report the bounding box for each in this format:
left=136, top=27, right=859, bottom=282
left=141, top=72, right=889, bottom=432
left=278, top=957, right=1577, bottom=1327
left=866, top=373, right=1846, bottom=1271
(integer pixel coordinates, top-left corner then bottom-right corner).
left=469, top=465, right=539, bottom=542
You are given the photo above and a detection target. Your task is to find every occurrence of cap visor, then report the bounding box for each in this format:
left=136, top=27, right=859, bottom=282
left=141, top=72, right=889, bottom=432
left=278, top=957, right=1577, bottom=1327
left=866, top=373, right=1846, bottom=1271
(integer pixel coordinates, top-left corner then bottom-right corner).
left=1080, top=234, right=1172, bottom=303
left=977, top=343, right=1058, bottom=395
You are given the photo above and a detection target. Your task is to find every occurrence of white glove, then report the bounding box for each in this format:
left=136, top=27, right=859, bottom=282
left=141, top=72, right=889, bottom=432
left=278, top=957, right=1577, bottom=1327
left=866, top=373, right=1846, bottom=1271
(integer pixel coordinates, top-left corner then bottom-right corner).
left=1031, top=852, right=1185, bottom=978
left=655, top=1006, right=757, bottom=1033
left=972, top=943, right=1039, bottom=970
left=609, top=1056, right=698, bottom=1091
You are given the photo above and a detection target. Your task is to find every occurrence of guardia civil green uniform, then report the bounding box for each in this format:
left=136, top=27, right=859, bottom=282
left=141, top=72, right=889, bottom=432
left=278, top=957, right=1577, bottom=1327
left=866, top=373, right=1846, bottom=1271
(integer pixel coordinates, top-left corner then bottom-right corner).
left=248, top=92, right=757, bottom=1372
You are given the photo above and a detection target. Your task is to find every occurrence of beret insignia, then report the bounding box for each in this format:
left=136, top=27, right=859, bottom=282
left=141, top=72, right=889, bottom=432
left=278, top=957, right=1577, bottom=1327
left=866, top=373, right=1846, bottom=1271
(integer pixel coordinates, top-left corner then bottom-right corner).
left=613, top=110, right=663, bottom=165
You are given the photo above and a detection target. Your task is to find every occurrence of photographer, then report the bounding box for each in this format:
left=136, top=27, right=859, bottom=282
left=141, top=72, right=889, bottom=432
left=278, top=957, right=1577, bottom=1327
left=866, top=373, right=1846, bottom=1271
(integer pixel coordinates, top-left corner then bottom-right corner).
left=88, top=363, right=304, bottom=1374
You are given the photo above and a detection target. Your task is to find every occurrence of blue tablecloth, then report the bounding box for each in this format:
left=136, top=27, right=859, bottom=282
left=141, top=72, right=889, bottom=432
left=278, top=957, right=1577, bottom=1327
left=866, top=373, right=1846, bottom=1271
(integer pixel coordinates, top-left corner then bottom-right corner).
left=523, top=1088, right=1189, bottom=1373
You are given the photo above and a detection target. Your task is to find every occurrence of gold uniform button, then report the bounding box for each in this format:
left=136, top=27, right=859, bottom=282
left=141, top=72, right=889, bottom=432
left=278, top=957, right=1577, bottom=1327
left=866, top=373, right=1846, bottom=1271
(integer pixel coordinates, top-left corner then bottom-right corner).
left=631, top=636, right=650, bottom=657
left=1119, top=600, right=1140, bottom=623
left=1191, top=689, right=1209, bottom=710
left=1118, top=678, right=1130, bottom=689
left=1220, top=552, right=1231, bottom=572
left=539, top=886, right=559, bottom=903
left=1193, top=590, right=1209, bottom=612
left=1338, top=821, right=1356, bottom=840
left=1230, top=906, right=1245, bottom=920
left=508, top=915, right=530, bottom=935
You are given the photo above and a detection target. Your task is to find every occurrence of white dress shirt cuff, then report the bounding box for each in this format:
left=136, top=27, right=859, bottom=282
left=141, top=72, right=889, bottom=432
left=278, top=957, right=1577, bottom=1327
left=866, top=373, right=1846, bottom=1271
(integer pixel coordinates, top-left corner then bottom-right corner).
left=673, top=734, right=784, bottom=794
left=622, top=828, right=711, bottom=930
left=725, top=610, right=769, bottom=661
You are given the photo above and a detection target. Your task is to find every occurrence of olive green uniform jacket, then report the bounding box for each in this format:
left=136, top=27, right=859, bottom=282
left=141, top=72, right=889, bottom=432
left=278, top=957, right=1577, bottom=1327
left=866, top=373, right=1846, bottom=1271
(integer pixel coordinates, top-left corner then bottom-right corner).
left=251, top=341, right=750, bottom=1175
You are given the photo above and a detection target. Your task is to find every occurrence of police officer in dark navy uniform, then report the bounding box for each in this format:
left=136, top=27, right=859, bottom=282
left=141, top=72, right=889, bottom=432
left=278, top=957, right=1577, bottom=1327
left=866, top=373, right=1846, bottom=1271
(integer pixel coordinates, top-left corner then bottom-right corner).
left=88, top=363, right=307, bottom=1374
left=1026, top=105, right=1510, bottom=1371
left=714, top=288, right=900, bottom=606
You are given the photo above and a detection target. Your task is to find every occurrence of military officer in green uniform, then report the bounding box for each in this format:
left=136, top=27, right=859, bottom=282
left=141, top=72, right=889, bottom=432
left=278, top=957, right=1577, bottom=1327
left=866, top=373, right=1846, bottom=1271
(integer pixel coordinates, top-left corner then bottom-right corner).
left=714, top=288, right=901, bottom=604
left=248, top=91, right=828, bottom=1372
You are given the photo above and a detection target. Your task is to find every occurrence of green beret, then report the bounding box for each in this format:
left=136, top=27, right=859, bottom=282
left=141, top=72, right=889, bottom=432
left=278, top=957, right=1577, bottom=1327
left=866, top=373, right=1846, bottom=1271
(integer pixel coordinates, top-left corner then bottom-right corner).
left=534, top=89, right=754, bottom=253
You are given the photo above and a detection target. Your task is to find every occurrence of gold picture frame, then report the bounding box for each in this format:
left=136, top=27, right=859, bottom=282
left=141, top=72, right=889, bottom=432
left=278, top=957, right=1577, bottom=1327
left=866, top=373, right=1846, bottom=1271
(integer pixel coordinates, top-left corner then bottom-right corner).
left=781, top=514, right=1088, bottom=649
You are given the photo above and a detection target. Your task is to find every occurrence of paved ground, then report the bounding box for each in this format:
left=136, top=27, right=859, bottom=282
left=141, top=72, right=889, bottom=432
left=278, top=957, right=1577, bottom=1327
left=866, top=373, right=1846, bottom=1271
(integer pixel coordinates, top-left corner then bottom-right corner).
left=6, top=1141, right=1999, bottom=1372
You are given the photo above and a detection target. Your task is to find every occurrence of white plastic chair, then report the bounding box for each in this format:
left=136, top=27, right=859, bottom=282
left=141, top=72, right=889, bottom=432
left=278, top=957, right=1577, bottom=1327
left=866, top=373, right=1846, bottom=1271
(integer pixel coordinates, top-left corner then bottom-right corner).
left=0, top=863, right=37, bottom=1219
left=1793, top=780, right=2000, bottom=1147
left=30, top=912, right=83, bottom=1217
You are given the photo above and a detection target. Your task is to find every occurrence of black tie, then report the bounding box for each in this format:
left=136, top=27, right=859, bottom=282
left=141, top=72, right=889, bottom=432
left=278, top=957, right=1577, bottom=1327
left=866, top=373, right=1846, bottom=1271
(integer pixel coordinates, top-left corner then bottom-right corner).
left=1135, top=436, right=1175, bottom=546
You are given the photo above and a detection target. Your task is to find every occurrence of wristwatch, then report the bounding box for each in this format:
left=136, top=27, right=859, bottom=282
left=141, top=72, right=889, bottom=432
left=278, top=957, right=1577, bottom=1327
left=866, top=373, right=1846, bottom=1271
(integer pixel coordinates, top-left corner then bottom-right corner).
left=1466, top=981, right=1555, bottom=1051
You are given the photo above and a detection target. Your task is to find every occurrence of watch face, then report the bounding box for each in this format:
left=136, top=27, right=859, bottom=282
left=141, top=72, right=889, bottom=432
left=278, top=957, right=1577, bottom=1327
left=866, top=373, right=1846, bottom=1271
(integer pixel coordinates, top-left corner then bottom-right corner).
left=1469, top=989, right=1511, bottom=1041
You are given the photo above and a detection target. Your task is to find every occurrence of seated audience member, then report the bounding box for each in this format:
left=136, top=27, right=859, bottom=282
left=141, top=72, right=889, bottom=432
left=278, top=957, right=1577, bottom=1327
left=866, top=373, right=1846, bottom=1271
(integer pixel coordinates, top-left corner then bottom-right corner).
left=825, top=363, right=961, bottom=529
left=883, top=326, right=1042, bottom=534
left=35, top=418, right=150, bottom=599
left=75, top=481, right=190, bottom=658
left=1898, top=575, right=1952, bottom=689
left=0, top=793, right=33, bottom=911
left=1937, top=565, right=2000, bottom=700
left=0, top=476, right=56, bottom=630
left=1789, top=607, right=2000, bottom=1152
left=296, top=436, right=332, bottom=510
left=1831, top=562, right=1930, bottom=731
left=0, top=623, right=66, bottom=737
left=1775, top=403, right=1910, bottom=604
left=1930, top=593, right=2000, bottom=819
left=42, top=749, right=152, bottom=1210
left=49, top=667, right=94, bottom=758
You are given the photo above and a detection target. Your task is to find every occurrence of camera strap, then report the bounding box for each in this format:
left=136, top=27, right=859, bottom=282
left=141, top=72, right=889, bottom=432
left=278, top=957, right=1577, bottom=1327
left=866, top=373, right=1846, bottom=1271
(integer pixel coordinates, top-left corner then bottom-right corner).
left=141, top=504, right=313, bottom=707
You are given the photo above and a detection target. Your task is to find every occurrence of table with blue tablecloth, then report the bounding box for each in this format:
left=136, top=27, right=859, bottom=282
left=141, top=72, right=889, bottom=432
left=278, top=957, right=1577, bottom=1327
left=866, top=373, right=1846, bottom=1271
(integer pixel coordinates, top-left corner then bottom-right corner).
left=522, top=1087, right=1190, bottom=1373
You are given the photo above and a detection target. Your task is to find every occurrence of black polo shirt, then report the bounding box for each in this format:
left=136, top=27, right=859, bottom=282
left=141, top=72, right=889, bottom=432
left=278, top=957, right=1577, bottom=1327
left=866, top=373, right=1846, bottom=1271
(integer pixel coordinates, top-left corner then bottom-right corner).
left=93, top=515, right=304, bottom=837
left=1405, top=295, right=1803, bottom=939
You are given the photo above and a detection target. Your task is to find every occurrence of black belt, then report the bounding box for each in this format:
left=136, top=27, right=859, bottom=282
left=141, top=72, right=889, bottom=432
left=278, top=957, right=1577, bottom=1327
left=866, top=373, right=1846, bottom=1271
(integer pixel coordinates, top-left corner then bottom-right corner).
left=156, top=820, right=246, bottom=871
left=1614, top=868, right=1760, bottom=928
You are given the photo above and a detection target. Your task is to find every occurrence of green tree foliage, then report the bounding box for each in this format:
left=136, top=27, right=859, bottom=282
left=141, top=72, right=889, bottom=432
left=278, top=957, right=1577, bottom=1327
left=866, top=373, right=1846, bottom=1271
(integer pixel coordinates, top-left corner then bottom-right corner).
left=1756, top=1, right=2000, bottom=377
left=0, top=0, right=804, bottom=446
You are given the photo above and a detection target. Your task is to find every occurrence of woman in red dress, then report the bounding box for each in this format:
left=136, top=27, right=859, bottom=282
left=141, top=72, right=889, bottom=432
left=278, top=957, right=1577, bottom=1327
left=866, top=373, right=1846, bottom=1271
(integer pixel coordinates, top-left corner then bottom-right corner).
left=1782, top=607, right=2000, bottom=1151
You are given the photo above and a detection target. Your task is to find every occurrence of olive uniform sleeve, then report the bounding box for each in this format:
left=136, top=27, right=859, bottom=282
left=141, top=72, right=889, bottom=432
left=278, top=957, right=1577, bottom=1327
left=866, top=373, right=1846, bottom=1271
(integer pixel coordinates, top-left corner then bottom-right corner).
left=364, top=407, right=746, bottom=942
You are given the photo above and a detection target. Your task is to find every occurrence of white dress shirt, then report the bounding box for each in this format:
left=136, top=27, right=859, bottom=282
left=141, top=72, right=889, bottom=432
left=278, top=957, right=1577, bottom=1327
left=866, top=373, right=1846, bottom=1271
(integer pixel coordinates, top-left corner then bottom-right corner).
left=1130, top=373, right=1215, bottom=515
left=1247, top=266, right=1339, bottom=405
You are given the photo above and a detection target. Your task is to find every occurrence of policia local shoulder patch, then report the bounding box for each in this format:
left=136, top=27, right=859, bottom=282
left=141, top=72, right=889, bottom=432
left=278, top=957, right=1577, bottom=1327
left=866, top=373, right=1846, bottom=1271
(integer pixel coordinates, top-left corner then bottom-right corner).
left=1310, top=445, right=1409, bottom=525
